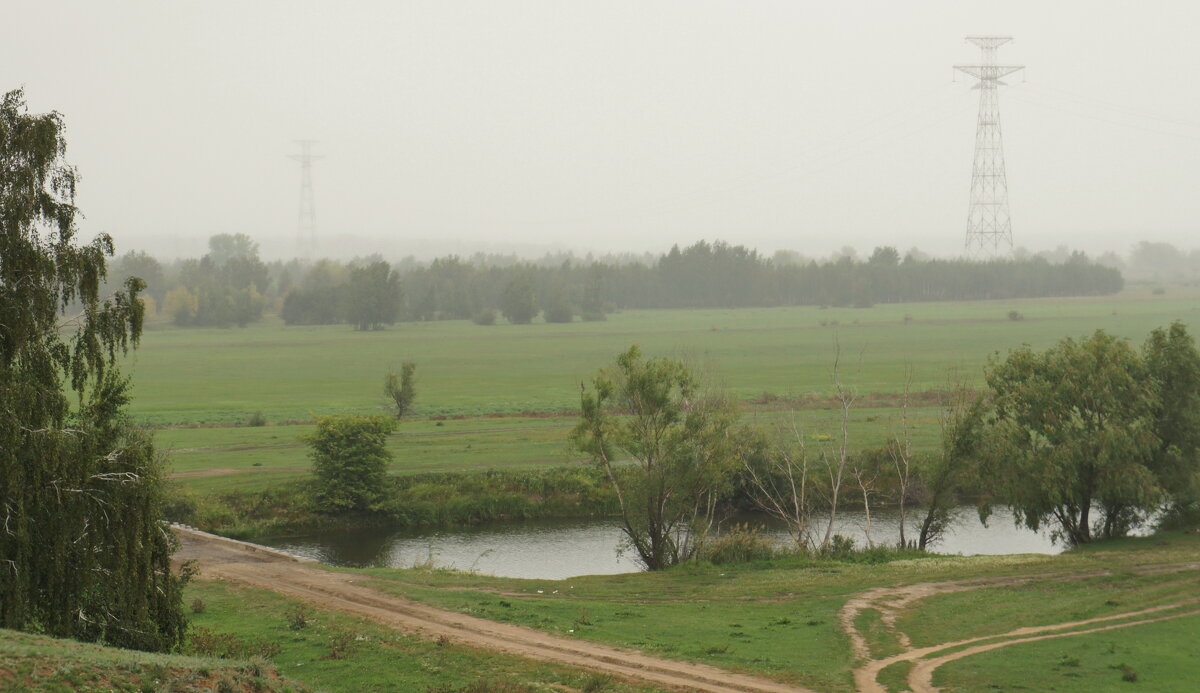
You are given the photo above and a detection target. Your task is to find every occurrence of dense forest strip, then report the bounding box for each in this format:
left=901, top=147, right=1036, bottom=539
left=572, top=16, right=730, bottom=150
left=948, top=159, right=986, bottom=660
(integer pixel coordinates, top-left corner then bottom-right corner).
left=175, top=527, right=819, bottom=693
left=108, top=235, right=1122, bottom=328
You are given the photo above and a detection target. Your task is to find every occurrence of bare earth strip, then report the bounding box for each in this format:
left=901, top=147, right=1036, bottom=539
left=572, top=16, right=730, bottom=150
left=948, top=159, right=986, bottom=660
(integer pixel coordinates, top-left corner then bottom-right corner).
left=174, top=527, right=818, bottom=693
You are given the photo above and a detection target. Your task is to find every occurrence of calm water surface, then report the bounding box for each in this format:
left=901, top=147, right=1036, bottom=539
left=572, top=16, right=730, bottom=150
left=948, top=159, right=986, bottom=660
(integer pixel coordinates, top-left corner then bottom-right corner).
left=256, top=506, right=1122, bottom=580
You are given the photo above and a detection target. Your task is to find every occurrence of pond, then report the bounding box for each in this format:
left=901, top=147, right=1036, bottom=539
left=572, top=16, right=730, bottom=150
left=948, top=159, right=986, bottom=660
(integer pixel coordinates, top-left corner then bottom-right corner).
left=254, top=505, right=1121, bottom=580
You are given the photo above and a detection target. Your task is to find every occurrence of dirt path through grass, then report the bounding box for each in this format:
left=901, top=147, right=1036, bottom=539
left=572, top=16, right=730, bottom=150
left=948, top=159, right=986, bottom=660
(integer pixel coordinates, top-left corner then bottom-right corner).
left=843, top=564, right=1200, bottom=693
left=174, top=526, right=818, bottom=693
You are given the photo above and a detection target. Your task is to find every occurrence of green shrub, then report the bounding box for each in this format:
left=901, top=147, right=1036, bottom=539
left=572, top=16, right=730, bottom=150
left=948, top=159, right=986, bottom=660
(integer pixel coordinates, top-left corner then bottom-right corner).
left=471, top=308, right=497, bottom=326
left=305, top=415, right=397, bottom=512
left=188, top=627, right=280, bottom=659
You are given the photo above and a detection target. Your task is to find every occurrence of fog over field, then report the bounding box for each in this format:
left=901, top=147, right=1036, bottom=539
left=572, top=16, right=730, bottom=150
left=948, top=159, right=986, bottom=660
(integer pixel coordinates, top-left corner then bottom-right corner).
left=3, top=1, right=1199, bottom=261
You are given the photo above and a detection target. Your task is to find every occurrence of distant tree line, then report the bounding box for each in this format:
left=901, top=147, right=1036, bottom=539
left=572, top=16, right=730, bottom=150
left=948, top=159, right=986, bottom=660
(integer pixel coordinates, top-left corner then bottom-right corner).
left=395, top=242, right=1122, bottom=321
left=103, top=239, right=1123, bottom=329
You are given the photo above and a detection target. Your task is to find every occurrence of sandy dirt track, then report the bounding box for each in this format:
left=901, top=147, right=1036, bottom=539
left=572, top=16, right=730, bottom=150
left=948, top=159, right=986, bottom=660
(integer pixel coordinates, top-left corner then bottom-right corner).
left=175, top=526, right=817, bottom=693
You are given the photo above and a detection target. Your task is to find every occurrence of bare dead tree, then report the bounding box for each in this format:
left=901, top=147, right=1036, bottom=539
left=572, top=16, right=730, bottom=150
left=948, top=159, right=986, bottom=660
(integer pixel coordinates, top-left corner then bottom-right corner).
left=819, top=336, right=858, bottom=548
left=849, top=446, right=882, bottom=548
left=742, top=413, right=815, bottom=550
left=888, top=364, right=916, bottom=548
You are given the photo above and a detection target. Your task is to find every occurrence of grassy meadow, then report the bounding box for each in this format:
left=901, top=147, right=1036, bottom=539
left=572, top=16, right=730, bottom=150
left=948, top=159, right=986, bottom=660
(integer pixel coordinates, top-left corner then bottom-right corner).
left=131, top=286, right=1200, bottom=492
left=130, top=286, right=1198, bottom=427
left=160, top=406, right=945, bottom=493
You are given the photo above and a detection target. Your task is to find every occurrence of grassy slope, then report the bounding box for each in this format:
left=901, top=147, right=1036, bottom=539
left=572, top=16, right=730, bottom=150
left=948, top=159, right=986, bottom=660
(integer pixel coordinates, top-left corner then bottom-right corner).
left=0, top=628, right=307, bottom=693
left=128, top=289, right=1198, bottom=427
left=333, top=531, right=1200, bottom=693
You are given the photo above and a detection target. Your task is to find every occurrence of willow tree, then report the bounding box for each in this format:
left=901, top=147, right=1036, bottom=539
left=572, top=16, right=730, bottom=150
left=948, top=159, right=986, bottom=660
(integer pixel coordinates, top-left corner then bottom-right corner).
left=571, top=346, right=741, bottom=570
left=973, top=331, right=1162, bottom=545
left=0, top=89, right=185, bottom=650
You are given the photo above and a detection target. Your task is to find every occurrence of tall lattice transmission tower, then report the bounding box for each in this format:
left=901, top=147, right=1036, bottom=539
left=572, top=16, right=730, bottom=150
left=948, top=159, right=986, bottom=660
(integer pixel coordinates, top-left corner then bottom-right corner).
left=288, top=140, right=322, bottom=257
left=954, top=37, right=1023, bottom=256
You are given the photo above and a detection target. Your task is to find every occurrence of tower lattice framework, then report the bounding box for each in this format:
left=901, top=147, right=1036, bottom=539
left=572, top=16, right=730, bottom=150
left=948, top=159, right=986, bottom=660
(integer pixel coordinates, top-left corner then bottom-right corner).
left=288, top=140, right=322, bottom=257
left=954, top=37, right=1023, bottom=256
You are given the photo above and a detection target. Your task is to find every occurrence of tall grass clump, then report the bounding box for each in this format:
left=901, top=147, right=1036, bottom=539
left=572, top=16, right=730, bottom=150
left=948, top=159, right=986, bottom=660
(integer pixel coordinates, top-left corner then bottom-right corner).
left=697, top=524, right=779, bottom=565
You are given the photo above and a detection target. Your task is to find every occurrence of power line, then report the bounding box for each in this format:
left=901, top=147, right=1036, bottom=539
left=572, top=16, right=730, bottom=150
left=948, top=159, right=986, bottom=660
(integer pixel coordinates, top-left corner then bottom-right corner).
left=288, top=140, right=322, bottom=258
left=954, top=36, right=1023, bottom=257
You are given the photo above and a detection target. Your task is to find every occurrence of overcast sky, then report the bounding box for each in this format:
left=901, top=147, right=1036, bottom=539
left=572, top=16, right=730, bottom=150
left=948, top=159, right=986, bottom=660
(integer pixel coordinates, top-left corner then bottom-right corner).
left=4, top=1, right=1199, bottom=260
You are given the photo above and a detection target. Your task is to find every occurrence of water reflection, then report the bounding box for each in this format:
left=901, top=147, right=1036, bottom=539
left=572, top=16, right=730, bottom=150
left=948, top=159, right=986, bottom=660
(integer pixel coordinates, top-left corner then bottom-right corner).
left=256, top=505, right=1106, bottom=580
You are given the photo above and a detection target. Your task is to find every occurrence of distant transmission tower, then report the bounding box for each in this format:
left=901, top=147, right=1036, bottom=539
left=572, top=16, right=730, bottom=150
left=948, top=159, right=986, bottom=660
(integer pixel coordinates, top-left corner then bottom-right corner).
left=954, top=37, right=1023, bottom=256
left=288, top=140, right=322, bottom=257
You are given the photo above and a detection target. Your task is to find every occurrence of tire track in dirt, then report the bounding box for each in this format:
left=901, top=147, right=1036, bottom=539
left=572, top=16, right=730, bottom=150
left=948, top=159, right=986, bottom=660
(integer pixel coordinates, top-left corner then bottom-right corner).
left=844, top=564, right=1200, bottom=693
left=175, top=527, right=818, bottom=693
left=907, top=606, right=1200, bottom=692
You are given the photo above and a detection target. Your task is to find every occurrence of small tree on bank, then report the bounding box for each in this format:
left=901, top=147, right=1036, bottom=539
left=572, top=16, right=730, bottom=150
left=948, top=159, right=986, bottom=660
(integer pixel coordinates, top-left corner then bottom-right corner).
left=970, top=330, right=1168, bottom=545
left=571, top=346, right=742, bottom=570
left=306, top=415, right=397, bottom=512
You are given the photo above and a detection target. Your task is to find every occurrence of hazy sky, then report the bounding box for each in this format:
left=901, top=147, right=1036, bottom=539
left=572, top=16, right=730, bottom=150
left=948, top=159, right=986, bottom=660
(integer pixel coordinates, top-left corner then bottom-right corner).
left=4, top=1, right=1199, bottom=260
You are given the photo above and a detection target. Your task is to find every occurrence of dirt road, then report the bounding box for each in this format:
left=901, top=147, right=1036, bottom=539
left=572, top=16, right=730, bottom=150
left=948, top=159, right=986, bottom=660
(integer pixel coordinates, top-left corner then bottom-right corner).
left=175, top=526, right=817, bottom=693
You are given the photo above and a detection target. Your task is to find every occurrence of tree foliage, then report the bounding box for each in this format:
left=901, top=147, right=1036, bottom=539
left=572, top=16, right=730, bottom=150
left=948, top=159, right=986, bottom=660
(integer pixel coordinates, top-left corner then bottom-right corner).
left=969, top=329, right=1188, bottom=545
left=384, top=362, right=417, bottom=419
left=571, top=346, right=742, bottom=569
left=282, top=259, right=401, bottom=330
left=1143, top=322, right=1200, bottom=504
left=347, top=260, right=403, bottom=331
left=305, top=415, right=397, bottom=512
left=0, top=89, right=185, bottom=650
left=393, top=241, right=1122, bottom=320
left=500, top=274, right=538, bottom=324
left=168, top=233, right=268, bottom=327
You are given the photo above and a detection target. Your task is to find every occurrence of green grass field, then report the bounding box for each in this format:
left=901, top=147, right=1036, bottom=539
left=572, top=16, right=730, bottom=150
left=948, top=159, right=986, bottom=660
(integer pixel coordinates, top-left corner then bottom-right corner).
left=933, top=613, right=1200, bottom=692
left=127, top=287, right=1199, bottom=427
left=135, top=287, right=1199, bottom=491
left=160, top=406, right=945, bottom=492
